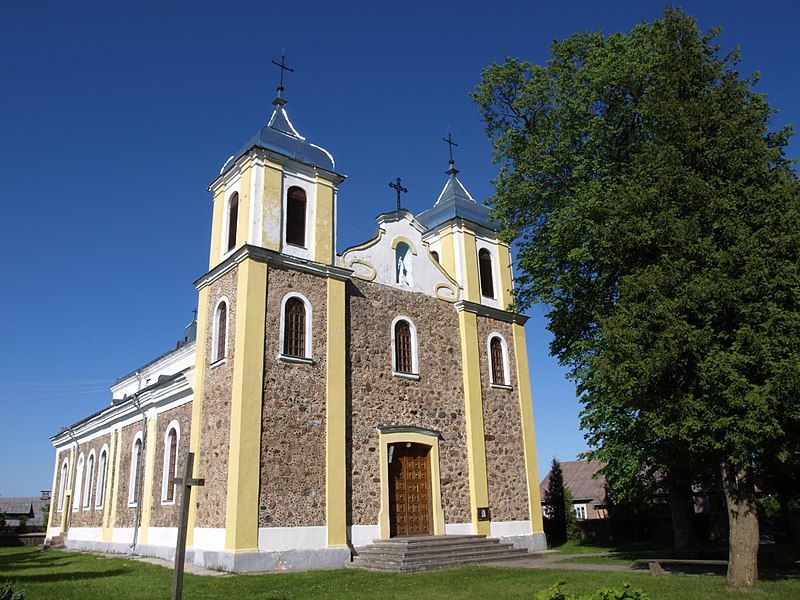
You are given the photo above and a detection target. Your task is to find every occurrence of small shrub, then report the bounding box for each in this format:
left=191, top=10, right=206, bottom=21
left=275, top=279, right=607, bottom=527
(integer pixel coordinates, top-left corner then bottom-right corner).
left=0, top=581, right=26, bottom=600
left=17, top=517, right=27, bottom=535
left=536, top=581, right=650, bottom=600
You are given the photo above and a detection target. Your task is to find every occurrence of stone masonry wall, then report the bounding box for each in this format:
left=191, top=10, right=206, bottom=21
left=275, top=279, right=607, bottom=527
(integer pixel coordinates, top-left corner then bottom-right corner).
left=148, top=401, right=193, bottom=528
left=259, top=266, right=328, bottom=527
left=348, top=279, right=471, bottom=526
left=64, top=432, right=115, bottom=528
left=196, top=268, right=237, bottom=528
left=115, top=421, right=146, bottom=528
left=477, top=316, right=529, bottom=522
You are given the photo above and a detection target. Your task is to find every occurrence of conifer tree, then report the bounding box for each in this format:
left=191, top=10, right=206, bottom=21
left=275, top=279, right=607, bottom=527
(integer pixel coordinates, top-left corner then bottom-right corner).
left=543, top=458, right=579, bottom=546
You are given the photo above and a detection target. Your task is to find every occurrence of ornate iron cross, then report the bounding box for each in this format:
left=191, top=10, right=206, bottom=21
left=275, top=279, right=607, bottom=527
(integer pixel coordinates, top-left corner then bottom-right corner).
left=271, top=50, right=295, bottom=96
left=389, top=177, right=408, bottom=211
left=443, top=132, right=459, bottom=165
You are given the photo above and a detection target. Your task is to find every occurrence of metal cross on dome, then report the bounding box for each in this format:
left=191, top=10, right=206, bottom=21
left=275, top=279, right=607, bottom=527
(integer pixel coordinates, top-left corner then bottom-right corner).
left=443, top=132, right=459, bottom=165
left=271, top=50, right=295, bottom=99
left=389, top=177, right=408, bottom=211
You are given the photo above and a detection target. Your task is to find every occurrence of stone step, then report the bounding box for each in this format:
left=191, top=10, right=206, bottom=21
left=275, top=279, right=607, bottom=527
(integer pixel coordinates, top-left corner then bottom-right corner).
left=351, top=535, right=531, bottom=572
left=359, top=538, right=503, bottom=555
left=354, top=547, right=528, bottom=566
left=352, top=549, right=531, bottom=573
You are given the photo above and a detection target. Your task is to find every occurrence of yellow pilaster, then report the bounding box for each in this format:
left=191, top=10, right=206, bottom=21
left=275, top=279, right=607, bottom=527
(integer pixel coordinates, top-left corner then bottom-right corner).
left=209, top=188, right=226, bottom=269
left=262, top=160, right=283, bottom=251
left=325, top=277, right=348, bottom=547
left=314, top=178, right=335, bottom=265
left=224, top=258, right=267, bottom=552
left=461, top=229, right=481, bottom=303
left=102, top=429, right=118, bottom=541
left=498, top=244, right=514, bottom=310
left=457, top=309, right=491, bottom=536
left=138, top=414, right=158, bottom=545
left=107, top=428, right=123, bottom=534
left=186, top=285, right=210, bottom=548
left=512, top=322, right=545, bottom=533
left=438, top=225, right=457, bottom=280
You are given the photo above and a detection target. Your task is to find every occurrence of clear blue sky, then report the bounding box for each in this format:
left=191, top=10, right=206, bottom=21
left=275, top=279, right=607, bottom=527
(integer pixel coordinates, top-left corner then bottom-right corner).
left=1, top=1, right=798, bottom=497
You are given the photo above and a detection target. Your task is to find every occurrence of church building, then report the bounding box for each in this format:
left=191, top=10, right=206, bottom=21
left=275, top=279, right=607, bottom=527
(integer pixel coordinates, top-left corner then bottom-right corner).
left=46, top=75, right=546, bottom=571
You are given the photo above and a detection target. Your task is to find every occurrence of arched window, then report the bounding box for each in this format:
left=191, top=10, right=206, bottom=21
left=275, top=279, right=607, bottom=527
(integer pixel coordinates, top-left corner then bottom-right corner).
left=286, top=187, right=307, bottom=247
left=395, top=242, right=412, bottom=286
left=95, top=447, right=108, bottom=508
left=226, top=192, right=239, bottom=252
left=57, top=459, right=69, bottom=511
left=478, top=249, right=495, bottom=299
left=128, top=435, right=143, bottom=506
left=392, top=317, right=418, bottom=376
left=72, top=454, right=84, bottom=512
left=488, top=334, right=510, bottom=387
left=212, top=299, right=228, bottom=363
left=430, top=250, right=440, bottom=264
left=283, top=297, right=306, bottom=357
left=162, top=423, right=179, bottom=503
left=83, top=452, right=95, bottom=508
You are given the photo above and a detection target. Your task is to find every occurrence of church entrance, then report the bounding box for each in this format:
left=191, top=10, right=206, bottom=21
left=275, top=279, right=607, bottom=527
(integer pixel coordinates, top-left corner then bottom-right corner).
left=388, top=442, right=433, bottom=537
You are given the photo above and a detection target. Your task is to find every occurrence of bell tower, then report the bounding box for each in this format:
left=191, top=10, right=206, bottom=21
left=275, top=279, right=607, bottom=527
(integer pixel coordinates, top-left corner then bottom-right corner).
left=206, top=57, right=344, bottom=269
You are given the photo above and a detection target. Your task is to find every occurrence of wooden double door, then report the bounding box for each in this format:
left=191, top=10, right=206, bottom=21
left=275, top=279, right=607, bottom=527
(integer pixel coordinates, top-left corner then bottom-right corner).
left=389, top=442, right=433, bottom=537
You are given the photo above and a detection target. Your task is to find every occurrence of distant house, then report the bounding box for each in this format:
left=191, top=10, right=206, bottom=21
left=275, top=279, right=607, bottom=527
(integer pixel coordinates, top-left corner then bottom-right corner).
left=0, top=492, right=50, bottom=530
left=540, top=461, right=607, bottom=521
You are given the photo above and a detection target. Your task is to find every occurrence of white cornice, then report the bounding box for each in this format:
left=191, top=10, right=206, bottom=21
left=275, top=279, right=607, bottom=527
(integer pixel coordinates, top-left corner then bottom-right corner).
left=453, top=300, right=528, bottom=325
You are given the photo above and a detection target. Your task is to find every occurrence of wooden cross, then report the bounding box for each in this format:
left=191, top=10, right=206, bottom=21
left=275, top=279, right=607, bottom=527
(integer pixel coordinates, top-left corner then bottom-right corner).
left=442, top=132, right=459, bottom=165
left=271, top=50, right=294, bottom=96
left=389, top=177, right=408, bottom=211
left=171, top=452, right=204, bottom=600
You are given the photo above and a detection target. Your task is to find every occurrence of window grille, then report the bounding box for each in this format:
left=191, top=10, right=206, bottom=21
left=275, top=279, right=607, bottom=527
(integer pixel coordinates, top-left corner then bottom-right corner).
left=286, top=187, right=307, bottom=246
left=490, top=337, right=505, bottom=385
left=394, top=320, right=413, bottom=373
left=284, top=298, right=306, bottom=357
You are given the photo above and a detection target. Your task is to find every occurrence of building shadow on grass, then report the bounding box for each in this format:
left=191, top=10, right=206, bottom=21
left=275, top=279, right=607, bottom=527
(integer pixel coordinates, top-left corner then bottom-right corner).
left=2, top=568, right=131, bottom=584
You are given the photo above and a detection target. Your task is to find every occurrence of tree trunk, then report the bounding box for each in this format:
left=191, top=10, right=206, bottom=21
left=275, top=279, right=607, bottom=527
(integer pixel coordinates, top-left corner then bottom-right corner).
left=668, top=484, right=694, bottom=554
left=722, top=462, right=759, bottom=589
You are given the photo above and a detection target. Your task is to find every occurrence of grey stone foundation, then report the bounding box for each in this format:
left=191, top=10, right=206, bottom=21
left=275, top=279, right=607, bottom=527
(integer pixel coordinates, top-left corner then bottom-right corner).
left=500, top=532, right=547, bottom=552
left=187, top=547, right=352, bottom=572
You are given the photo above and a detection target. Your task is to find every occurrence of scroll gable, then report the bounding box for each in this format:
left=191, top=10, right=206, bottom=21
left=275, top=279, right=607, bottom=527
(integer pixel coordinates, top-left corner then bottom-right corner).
left=341, top=211, right=460, bottom=302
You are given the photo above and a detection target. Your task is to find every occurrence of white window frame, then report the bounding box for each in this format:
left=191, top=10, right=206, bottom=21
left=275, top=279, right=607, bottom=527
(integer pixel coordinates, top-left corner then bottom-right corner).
left=223, top=190, right=240, bottom=258
left=211, top=297, right=229, bottom=366
left=161, top=420, right=180, bottom=504
left=278, top=292, right=313, bottom=363
left=487, top=333, right=512, bottom=389
left=57, top=458, right=69, bottom=512
left=72, top=453, right=84, bottom=512
left=391, top=315, right=419, bottom=380
left=95, top=444, right=109, bottom=509
left=476, top=242, right=501, bottom=306
left=128, top=431, right=144, bottom=507
left=82, top=449, right=96, bottom=509
left=281, top=174, right=315, bottom=261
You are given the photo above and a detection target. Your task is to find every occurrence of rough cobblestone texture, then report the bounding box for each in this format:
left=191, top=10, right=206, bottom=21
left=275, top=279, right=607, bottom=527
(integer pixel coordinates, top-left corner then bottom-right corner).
left=259, top=266, right=328, bottom=527
left=477, top=316, right=529, bottom=522
left=149, top=401, right=193, bottom=527
left=347, top=279, right=471, bottom=525
left=115, top=422, right=146, bottom=528
left=63, top=433, right=115, bottom=528
left=196, top=269, right=237, bottom=528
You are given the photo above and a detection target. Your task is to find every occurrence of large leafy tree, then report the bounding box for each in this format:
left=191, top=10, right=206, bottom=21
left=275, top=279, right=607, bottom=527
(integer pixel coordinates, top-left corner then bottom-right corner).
left=473, top=8, right=800, bottom=589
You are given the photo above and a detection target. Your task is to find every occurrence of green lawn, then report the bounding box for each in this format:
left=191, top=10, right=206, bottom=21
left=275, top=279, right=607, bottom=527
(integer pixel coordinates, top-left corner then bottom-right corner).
left=1, top=547, right=800, bottom=599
